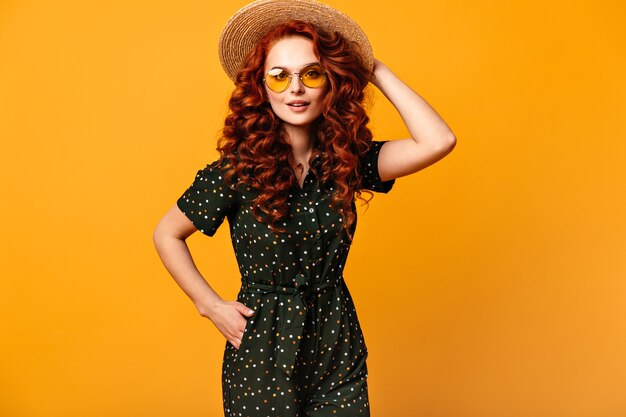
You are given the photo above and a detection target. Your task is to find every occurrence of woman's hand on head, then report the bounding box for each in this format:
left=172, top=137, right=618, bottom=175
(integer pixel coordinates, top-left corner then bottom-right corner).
left=205, top=299, right=255, bottom=350
left=370, top=58, right=388, bottom=88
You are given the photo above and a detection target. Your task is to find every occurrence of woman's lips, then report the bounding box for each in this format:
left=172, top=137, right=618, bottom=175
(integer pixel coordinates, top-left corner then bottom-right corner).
left=287, top=103, right=310, bottom=112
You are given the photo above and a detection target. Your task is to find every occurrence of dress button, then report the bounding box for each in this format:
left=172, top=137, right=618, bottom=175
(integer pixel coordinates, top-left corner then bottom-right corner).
left=309, top=208, right=314, bottom=213
left=314, top=233, right=321, bottom=239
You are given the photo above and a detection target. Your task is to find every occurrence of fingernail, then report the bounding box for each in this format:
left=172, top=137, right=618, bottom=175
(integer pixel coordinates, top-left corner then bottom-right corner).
left=248, top=309, right=254, bottom=314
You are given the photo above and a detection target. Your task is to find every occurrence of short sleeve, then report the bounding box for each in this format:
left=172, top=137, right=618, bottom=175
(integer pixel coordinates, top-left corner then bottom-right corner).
left=176, top=160, right=239, bottom=237
left=358, top=140, right=396, bottom=193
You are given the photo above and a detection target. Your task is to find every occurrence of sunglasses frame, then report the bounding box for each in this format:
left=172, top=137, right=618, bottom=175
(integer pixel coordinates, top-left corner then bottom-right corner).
left=263, top=63, right=327, bottom=93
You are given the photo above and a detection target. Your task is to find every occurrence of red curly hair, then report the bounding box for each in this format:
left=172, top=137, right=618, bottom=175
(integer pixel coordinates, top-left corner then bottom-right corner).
left=215, top=19, right=377, bottom=243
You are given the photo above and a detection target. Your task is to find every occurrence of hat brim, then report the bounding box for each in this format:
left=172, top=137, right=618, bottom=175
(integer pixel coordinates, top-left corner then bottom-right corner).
left=218, top=0, right=374, bottom=82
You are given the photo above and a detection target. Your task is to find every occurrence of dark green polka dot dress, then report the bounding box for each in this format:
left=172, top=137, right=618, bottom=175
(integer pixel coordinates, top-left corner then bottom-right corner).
left=177, top=140, right=395, bottom=417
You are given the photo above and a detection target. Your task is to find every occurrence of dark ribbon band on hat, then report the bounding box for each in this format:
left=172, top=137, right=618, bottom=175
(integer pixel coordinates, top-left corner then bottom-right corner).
left=241, top=272, right=344, bottom=378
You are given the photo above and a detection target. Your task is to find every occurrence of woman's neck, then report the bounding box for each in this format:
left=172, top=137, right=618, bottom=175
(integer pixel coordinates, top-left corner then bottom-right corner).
left=283, top=125, right=314, bottom=163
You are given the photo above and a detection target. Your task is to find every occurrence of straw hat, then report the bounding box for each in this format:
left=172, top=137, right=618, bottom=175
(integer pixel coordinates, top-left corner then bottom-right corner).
left=218, top=0, right=375, bottom=83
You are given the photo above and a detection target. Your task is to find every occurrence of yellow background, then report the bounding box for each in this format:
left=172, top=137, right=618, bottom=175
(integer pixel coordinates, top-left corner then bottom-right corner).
left=1, top=0, right=625, bottom=416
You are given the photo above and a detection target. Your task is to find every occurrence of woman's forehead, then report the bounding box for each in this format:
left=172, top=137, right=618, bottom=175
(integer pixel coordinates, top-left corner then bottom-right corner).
left=265, top=37, right=318, bottom=70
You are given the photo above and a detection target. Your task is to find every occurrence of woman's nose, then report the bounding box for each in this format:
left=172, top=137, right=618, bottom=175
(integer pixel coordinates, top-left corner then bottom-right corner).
left=290, top=75, right=304, bottom=93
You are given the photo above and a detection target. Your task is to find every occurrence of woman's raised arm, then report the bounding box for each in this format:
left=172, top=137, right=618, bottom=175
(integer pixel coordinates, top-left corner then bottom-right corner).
left=370, top=58, right=456, bottom=182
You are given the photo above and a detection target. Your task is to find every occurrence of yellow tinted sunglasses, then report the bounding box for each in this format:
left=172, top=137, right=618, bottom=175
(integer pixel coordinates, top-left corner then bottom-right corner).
left=263, top=63, right=327, bottom=93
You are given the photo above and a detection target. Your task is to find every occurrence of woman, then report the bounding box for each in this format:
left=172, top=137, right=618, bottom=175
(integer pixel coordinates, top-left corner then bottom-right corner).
left=153, top=0, right=456, bottom=416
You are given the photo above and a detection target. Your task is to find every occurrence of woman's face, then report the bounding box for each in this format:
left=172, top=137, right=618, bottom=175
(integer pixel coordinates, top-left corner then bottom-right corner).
left=263, top=36, right=328, bottom=131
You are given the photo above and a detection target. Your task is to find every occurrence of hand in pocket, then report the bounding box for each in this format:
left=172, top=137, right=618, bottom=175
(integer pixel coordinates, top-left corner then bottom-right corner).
left=206, top=299, right=255, bottom=349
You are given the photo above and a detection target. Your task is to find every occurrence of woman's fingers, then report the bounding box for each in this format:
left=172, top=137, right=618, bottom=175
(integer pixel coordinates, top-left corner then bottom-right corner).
left=212, top=301, right=250, bottom=350
left=230, top=325, right=246, bottom=349
left=236, top=325, right=245, bottom=348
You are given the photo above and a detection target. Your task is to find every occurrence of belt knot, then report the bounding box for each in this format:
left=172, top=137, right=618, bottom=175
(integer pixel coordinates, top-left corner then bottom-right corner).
left=240, top=272, right=343, bottom=377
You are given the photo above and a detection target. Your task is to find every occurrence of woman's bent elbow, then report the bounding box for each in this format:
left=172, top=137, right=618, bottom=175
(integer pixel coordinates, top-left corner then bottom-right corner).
left=438, top=134, right=456, bottom=157
left=153, top=220, right=178, bottom=245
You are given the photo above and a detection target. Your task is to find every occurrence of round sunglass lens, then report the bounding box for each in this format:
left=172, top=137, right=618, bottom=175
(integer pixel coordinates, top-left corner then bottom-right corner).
left=265, top=70, right=288, bottom=92
left=301, top=66, right=325, bottom=88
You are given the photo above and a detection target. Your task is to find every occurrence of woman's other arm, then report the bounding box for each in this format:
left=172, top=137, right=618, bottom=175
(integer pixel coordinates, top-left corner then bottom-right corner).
left=152, top=204, right=254, bottom=349
left=370, top=58, right=457, bottom=181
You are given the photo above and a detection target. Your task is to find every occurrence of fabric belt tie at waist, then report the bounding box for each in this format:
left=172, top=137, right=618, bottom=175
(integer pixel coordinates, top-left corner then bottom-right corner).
left=241, top=273, right=343, bottom=378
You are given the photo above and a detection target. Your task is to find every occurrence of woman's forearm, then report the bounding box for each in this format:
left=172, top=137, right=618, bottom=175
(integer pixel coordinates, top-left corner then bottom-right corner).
left=371, top=59, right=456, bottom=148
left=153, top=232, right=223, bottom=318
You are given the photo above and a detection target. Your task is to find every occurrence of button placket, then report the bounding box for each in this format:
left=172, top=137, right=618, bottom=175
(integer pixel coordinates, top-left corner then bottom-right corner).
left=301, top=202, right=322, bottom=241
left=296, top=165, right=322, bottom=241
